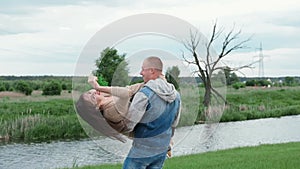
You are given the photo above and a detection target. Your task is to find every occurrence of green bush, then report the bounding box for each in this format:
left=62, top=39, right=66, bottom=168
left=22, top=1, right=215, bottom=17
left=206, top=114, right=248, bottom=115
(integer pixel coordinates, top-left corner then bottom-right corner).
left=42, top=81, right=62, bottom=95
left=232, top=82, right=246, bottom=89
left=61, top=83, right=67, bottom=90
left=0, top=83, right=5, bottom=91
left=245, top=79, right=271, bottom=87
left=14, top=81, right=33, bottom=95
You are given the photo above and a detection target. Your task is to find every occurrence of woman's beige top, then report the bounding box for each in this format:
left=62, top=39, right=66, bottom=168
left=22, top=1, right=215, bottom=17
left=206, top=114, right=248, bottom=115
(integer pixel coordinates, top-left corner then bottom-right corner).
left=100, top=83, right=144, bottom=132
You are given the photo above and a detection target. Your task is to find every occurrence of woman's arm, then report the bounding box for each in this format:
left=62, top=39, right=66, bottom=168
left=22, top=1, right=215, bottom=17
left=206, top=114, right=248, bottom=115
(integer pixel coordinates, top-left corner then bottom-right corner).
left=88, top=75, right=140, bottom=98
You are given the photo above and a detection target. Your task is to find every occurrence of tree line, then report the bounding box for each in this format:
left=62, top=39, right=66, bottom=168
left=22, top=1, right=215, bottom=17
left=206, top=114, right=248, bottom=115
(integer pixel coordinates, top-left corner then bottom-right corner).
left=0, top=77, right=72, bottom=96
left=1, top=52, right=299, bottom=96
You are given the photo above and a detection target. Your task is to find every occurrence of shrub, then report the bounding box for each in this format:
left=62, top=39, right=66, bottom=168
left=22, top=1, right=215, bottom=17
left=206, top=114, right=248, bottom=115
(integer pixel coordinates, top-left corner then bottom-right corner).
left=0, top=83, right=5, bottom=91
left=42, top=81, right=62, bottom=95
left=245, top=79, right=271, bottom=87
left=232, top=82, right=246, bottom=89
left=14, top=81, right=33, bottom=95
left=61, top=83, right=67, bottom=90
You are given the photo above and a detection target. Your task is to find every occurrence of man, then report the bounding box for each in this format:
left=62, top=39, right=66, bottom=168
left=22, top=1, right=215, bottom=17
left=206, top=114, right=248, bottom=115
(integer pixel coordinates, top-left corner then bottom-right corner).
left=122, top=56, right=181, bottom=169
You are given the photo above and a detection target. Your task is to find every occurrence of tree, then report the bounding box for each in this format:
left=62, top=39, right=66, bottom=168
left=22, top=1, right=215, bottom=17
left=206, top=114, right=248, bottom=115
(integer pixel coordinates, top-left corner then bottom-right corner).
left=165, top=66, right=180, bottom=90
left=182, top=22, right=254, bottom=121
left=0, top=83, right=5, bottom=92
left=285, top=76, right=296, bottom=86
left=94, top=47, right=129, bottom=86
left=224, top=67, right=239, bottom=85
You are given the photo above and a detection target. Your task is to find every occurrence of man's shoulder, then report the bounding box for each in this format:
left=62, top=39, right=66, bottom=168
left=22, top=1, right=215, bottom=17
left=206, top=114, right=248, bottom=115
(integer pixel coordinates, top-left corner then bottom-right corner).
left=139, top=86, right=154, bottom=97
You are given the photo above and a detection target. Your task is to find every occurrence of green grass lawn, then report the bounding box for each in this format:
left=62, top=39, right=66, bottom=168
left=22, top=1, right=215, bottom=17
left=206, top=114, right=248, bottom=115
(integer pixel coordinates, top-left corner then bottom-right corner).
left=71, top=142, right=300, bottom=169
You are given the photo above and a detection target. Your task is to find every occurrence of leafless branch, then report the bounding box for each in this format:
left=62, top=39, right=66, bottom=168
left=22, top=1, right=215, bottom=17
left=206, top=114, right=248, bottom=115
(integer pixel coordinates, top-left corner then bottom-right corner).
left=181, top=51, right=196, bottom=65
left=211, top=87, right=227, bottom=104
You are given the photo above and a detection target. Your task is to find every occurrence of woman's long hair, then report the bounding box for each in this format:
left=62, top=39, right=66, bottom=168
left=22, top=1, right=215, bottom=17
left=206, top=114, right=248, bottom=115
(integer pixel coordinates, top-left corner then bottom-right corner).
left=75, top=93, right=126, bottom=142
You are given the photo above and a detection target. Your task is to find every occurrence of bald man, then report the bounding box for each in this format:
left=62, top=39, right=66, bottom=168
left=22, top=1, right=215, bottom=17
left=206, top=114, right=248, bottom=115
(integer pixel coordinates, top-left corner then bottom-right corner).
left=122, top=56, right=181, bottom=169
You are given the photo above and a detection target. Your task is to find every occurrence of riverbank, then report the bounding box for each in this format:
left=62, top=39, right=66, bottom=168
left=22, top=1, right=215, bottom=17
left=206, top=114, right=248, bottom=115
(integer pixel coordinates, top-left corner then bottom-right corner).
left=1, top=86, right=300, bottom=143
left=68, top=142, right=300, bottom=169
left=221, top=86, right=300, bottom=122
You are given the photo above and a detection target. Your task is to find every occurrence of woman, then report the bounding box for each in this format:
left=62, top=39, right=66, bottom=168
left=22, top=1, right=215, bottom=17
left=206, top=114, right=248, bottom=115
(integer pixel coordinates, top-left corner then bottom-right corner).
left=76, top=75, right=143, bottom=142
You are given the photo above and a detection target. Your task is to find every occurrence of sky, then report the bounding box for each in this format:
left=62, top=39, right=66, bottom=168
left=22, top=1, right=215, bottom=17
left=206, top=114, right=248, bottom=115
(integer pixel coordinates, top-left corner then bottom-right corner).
left=0, top=0, right=300, bottom=77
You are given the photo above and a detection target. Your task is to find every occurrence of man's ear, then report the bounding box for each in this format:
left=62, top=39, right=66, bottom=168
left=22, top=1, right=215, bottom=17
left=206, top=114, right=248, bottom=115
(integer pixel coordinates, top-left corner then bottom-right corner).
left=149, top=68, right=155, bottom=74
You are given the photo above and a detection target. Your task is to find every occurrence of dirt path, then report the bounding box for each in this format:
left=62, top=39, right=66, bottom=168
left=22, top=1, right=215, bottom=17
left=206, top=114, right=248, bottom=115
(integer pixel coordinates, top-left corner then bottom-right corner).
left=0, top=91, right=25, bottom=98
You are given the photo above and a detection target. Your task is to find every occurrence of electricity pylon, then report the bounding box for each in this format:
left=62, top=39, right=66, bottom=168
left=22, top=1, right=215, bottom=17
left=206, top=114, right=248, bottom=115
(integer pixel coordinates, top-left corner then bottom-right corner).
left=257, top=43, right=264, bottom=78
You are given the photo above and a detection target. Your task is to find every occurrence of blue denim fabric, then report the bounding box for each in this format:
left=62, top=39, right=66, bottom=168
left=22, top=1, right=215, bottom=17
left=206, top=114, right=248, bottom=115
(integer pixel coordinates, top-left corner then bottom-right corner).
left=123, top=84, right=180, bottom=168
left=122, top=151, right=167, bottom=169
left=129, top=86, right=180, bottom=158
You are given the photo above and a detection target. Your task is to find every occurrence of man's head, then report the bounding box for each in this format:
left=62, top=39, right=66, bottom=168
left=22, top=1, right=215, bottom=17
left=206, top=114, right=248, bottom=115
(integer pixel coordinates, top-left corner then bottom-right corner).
left=140, top=56, right=163, bottom=83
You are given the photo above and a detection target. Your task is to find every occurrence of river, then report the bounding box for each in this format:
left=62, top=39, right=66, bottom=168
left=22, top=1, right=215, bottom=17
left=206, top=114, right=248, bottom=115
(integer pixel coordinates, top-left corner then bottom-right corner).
left=1, top=115, right=300, bottom=169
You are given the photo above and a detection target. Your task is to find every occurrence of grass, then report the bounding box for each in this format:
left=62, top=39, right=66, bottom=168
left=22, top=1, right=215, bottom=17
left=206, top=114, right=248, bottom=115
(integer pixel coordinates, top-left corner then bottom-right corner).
left=221, top=87, right=300, bottom=122
left=0, top=92, right=86, bottom=142
left=178, top=84, right=200, bottom=126
left=69, top=142, right=300, bottom=169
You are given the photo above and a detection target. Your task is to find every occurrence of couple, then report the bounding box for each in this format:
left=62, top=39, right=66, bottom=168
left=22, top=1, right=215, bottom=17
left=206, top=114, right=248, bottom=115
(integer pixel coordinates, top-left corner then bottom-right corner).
left=76, top=56, right=181, bottom=169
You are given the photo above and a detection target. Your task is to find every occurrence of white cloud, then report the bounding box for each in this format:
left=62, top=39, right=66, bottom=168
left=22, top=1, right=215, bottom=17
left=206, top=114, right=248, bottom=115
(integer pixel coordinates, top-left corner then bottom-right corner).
left=0, top=0, right=299, bottom=76
left=224, top=47, right=300, bottom=77
left=0, top=61, right=76, bottom=76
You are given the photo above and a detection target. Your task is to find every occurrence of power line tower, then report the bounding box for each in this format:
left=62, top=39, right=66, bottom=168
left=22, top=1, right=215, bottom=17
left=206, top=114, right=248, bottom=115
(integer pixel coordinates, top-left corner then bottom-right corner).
left=257, top=43, right=264, bottom=78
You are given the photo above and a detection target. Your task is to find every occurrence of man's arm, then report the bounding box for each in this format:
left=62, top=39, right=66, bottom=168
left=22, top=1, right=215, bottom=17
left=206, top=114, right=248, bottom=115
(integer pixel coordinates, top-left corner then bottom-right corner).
left=171, top=97, right=181, bottom=136
left=121, top=92, right=148, bottom=133
left=172, top=104, right=181, bottom=128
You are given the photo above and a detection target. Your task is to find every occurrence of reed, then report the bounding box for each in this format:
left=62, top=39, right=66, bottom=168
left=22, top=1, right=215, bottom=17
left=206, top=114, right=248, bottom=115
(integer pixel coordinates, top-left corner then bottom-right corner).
left=0, top=113, right=86, bottom=142
left=222, top=87, right=300, bottom=122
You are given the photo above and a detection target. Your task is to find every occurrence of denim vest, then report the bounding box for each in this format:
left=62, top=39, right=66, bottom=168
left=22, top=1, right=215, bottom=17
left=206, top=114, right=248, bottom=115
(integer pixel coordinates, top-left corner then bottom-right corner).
left=128, top=86, right=180, bottom=158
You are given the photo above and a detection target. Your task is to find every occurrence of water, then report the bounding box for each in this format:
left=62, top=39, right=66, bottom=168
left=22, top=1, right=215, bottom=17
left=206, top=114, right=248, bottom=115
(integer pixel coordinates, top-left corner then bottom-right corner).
left=0, top=140, right=123, bottom=169
left=172, top=115, right=300, bottom=155
left=1, top=115, right=300, bottom=169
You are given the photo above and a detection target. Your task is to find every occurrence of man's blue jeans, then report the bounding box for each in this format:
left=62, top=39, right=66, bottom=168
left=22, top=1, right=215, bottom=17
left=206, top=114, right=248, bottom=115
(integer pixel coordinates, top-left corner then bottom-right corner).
left=122, top=151, right=167, bottom=169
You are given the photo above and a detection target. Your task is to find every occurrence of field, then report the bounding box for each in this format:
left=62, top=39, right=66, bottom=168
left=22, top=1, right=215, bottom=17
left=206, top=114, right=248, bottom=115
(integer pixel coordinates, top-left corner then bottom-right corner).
left=68, top=142, right=300, bottom=169
left=1, top=85, right=300, bottom=143
left=222, top=86, right=300, bottom=121
left=0, top=90, right=86, bottom=142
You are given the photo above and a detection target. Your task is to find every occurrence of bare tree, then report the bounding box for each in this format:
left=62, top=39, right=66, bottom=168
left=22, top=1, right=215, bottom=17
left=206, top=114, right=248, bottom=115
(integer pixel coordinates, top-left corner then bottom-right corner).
left=182, top=22, right=255, bottom=121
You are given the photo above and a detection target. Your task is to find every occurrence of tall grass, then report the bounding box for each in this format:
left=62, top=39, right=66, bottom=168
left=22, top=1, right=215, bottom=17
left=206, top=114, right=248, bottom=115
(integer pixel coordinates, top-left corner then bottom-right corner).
left=0, top=114, right=86, bottom=142
left=178, top=84, right=200, bottom=126
left=222, top=87, right=300, bottom=122
left=0, top=98, right=86, bottom=142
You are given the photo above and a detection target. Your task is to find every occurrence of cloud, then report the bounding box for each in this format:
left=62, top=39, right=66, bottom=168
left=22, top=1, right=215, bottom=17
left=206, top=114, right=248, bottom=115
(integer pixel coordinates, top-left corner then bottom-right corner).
left=0, top=0, right=299, bottom=76
left=0, top=61, right=76, bottom=76
left=264, top=10, right=300, bottom=28
left=0, top=0, right=138, bottom=15
left=224, top=47, right=300, bottom=77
